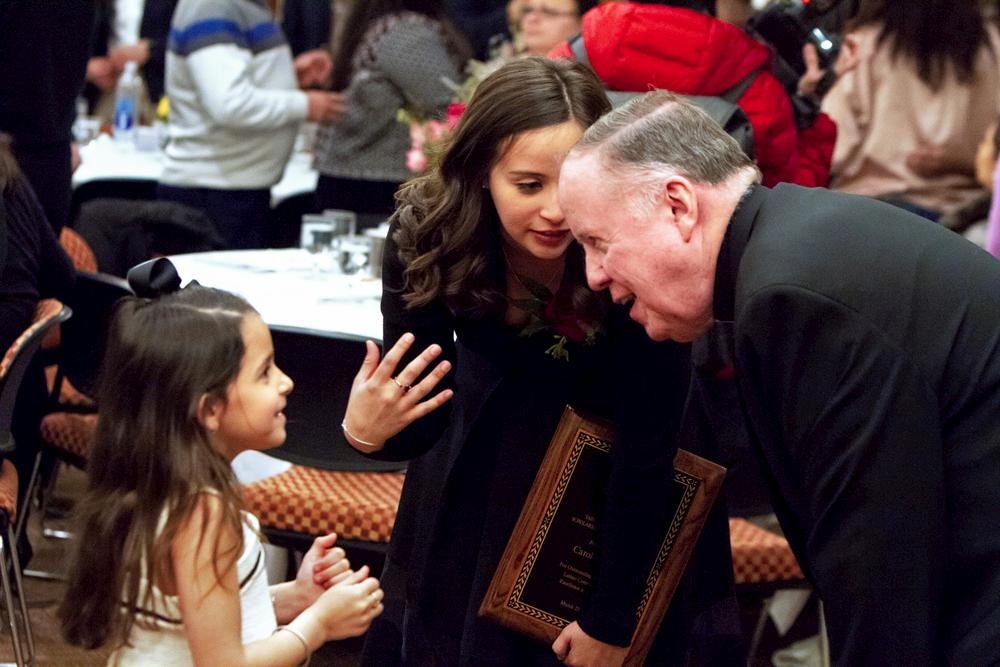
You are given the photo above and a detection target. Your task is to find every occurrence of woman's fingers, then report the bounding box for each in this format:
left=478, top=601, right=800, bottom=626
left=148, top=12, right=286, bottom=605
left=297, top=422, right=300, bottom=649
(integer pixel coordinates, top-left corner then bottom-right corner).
left=407, top=388, right=454, bottom=422
left=393, top=344, right=444, bottom=389
left=369, top=333, right=415, bottom=383
left=408, top=358, right=451, bottom=395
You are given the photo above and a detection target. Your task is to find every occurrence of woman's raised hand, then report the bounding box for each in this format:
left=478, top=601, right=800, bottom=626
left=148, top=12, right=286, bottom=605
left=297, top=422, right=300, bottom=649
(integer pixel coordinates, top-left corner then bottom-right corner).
left=341, top=333, right=453, bottom=453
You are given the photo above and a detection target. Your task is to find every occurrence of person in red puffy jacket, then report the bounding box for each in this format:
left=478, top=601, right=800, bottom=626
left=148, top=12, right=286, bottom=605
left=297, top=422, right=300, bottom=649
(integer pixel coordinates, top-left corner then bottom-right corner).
left=550, top=1, right=837, bottom=187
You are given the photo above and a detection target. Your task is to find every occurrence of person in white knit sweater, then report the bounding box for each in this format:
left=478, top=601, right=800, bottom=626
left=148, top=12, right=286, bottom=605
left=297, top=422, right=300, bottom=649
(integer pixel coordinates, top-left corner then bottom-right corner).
left=159, top=0, right=343, bottom=248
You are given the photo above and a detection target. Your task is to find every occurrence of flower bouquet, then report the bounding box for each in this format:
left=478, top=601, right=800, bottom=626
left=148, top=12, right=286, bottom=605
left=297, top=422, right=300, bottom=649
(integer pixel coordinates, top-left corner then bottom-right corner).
left=400, top=57, right=511, bottom=173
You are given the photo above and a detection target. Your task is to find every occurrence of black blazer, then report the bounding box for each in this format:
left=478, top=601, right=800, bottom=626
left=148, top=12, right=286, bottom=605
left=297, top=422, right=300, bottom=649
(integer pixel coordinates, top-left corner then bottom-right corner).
left=717, top=184, right=1000, bottom=664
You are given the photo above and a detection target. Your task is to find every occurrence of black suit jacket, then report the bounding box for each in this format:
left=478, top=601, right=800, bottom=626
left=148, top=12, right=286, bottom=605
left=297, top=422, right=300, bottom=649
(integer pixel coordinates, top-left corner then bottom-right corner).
left=716, top=183, right=1000, bottom=664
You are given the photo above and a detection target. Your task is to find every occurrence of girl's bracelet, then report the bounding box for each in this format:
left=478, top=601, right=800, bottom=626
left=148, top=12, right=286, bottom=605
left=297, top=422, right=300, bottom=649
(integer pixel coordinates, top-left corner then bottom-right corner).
left=341, top=420, right=380, bottom=449
left=273, top=625, right=311, bottom=666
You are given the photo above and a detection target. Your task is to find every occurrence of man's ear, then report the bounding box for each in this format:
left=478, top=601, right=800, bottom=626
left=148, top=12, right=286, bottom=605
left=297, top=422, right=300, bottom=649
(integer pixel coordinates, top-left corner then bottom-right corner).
left=196, top=392, right=223, bottom=433
left=662, top=175, right=699, bottom=243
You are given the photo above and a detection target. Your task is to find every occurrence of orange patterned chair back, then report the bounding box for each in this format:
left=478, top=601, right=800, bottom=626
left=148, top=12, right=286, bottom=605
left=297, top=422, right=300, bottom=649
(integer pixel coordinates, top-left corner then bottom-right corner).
left=0, top=301, right=72, bottom=453
left=58, top=227, right=97, bottom=272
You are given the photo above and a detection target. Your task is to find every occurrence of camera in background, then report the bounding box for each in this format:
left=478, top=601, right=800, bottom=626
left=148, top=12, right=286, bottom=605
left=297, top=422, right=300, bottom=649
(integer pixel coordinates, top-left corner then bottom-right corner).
left=747, top=0, right=859, bottom=96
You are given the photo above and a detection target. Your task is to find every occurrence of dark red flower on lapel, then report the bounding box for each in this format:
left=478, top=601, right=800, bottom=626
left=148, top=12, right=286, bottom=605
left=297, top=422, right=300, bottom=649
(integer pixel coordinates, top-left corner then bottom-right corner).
left=544, top=294, right=587, bottom=343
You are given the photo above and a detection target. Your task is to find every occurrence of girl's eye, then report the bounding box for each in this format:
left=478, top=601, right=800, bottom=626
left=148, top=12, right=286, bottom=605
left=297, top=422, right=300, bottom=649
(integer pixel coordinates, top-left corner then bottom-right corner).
left=516, top=181, right=542, bottom=193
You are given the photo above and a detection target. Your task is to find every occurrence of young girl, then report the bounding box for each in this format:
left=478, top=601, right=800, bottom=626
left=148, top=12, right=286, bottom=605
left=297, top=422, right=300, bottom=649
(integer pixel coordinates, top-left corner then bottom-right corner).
left=59, top=283, right=384, bottom=665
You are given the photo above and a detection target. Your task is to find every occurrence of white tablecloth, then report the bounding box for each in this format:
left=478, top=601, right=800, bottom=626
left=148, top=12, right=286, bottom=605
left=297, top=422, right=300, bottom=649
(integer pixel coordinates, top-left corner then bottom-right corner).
left=73, top=135, right=318, bottom=207
left=169, top=249, right=382, bottom=340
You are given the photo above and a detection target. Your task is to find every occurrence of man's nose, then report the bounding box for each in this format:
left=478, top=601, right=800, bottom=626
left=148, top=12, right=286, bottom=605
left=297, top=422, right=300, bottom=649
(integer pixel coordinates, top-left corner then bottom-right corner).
left=585, top=258, right=610, bottom=291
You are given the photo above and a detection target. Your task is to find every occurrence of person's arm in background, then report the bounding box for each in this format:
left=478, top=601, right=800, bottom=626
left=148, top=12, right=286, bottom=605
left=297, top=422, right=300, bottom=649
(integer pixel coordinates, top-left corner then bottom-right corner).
left=139, top=0, right=179, bottom=104
left=183, top=41, right=308, bottom=128
left=282, top=0, right=335, bottom=89
left=183, top=39, right=342, bottom=127
left=86, top=1, right=119, bottom=96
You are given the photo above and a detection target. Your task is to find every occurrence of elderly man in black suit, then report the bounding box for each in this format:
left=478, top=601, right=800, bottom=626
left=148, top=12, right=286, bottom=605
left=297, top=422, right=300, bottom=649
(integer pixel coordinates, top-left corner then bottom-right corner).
left=558, top=90, right=1000, bottom=665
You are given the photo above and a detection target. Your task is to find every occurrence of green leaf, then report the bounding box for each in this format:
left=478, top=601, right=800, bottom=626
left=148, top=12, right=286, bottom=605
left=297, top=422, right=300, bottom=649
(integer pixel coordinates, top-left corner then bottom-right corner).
left=545, top=336, right=571, bottom=362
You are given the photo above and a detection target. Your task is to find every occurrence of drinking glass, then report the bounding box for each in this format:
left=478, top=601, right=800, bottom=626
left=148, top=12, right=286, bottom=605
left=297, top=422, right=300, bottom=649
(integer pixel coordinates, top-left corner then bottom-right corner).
left=335, top=235, right=372, bottom=275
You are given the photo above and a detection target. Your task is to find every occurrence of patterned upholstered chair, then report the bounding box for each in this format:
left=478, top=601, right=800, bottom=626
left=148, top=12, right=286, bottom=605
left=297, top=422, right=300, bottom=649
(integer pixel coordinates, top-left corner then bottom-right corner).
left=729, top=518, right=804, bottom=588
left=0, top=302, right=70, bottom=665
left=242, top=467, right=405, bottom=569
left=1, top=300, right=73, bottom=459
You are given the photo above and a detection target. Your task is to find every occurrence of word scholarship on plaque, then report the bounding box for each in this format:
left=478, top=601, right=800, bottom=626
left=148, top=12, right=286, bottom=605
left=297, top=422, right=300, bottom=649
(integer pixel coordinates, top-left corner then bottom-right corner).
left=480, top=406, right=725, bottom=666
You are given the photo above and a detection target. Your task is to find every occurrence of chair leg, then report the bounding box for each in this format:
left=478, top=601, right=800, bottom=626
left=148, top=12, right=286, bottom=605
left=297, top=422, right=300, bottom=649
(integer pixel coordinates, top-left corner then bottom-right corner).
left=746, top=593, right=773, bottom=663
left=0, top=525, right=34, bottom=666
left=22, top=456, right=69, bottom=582
left=14, top=452, right=43, bottom=544
left=38, top=461, right=72, bottom=540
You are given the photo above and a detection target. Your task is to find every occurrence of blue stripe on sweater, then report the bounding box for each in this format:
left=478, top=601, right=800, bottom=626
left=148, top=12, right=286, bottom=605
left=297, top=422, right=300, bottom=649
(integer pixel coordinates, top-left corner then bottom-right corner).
left=169, top=19, right=286, bottom=56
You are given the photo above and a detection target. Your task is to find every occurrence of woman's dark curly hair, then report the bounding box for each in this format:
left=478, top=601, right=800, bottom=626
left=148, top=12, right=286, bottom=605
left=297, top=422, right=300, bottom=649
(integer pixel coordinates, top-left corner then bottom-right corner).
left=392, top=57, right=612, bottom=320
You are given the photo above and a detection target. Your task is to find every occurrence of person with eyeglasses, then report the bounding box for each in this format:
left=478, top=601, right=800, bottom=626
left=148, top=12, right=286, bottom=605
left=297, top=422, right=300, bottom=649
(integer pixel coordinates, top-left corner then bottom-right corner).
left=519, top=0, right=596, bottom=56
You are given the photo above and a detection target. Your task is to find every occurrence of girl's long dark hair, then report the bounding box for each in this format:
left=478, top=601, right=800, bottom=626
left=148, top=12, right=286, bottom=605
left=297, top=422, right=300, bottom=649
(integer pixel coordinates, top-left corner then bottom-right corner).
left=59, top=286, right=254, bottom=649
left=852, top=0, right=991, bottom=89
left=329, top=0, right=470, bottom=92
left=393, top=57, right=612, bottom=320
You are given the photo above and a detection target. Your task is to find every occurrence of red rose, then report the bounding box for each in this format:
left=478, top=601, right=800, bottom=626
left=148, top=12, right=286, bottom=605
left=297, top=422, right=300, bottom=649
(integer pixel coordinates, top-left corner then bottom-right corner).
left=544, top=297, right=587, bottom=343
left=446, top=102, right=466, bottom=129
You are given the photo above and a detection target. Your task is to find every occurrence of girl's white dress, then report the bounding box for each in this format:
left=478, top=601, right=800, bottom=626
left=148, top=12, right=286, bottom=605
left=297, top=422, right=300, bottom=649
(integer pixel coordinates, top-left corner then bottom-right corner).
left=107, top=511, right=275, bottom=666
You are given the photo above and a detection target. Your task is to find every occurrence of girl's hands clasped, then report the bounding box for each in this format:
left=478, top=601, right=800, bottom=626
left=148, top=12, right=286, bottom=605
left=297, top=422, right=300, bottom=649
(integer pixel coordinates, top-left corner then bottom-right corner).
left=342, top=333, right=453, bottom=453
left=305, top=567, right=384, bottom=641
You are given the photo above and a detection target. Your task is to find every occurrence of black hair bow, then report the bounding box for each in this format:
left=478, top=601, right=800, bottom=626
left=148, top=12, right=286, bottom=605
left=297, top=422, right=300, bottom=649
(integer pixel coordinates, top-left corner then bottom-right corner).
left=126, top=257, right=191, bottom=298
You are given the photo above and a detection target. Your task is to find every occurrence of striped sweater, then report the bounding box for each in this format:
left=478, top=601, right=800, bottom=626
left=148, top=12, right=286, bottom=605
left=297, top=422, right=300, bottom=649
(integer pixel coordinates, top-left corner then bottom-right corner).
left=162, top=0, right=308, bottom=190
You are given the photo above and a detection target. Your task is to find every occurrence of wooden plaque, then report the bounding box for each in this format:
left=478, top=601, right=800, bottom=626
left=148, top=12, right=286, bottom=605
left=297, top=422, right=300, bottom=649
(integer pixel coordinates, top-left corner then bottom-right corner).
left=479, top=406, right=725, bottom=666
